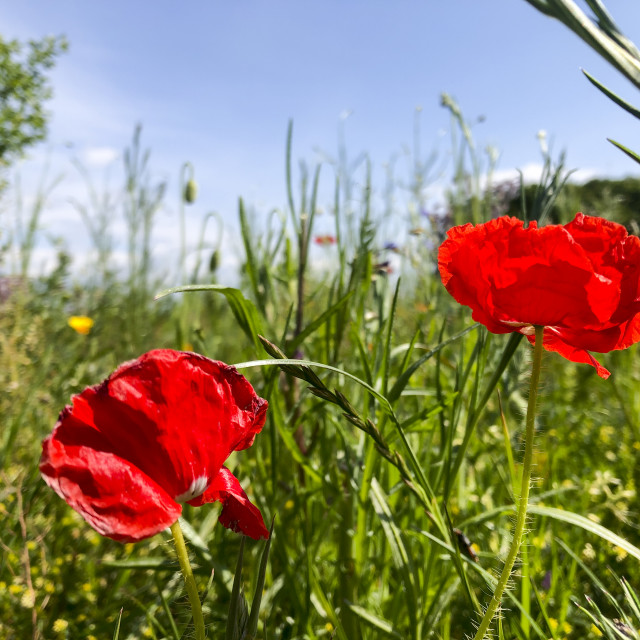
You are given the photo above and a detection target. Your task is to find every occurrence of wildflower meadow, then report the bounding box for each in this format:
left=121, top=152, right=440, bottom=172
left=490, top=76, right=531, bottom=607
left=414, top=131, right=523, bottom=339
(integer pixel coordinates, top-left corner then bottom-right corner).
left=4, top=2, right=640, bottom=639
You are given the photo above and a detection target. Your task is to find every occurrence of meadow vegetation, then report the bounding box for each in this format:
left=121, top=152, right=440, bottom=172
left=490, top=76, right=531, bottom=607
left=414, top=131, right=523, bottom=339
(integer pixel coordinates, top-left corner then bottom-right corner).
left=4, top=1, right=640, bottom=638
left=2, top=108, right=640, bottom=640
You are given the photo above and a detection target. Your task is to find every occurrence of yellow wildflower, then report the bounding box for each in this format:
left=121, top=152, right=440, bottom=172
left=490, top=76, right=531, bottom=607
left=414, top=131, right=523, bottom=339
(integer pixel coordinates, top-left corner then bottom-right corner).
left=20, top=589, right=35, bottom=608
left=68, top=316, right=94, bottom=335
left=52, top=618, right=69, bottom=633
left=615, top=545, right=628, bottom=562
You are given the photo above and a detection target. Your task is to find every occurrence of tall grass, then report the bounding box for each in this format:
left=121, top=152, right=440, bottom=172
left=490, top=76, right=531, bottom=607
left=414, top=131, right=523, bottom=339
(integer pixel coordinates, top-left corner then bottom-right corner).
left=1, top=106, right=639, bottom=640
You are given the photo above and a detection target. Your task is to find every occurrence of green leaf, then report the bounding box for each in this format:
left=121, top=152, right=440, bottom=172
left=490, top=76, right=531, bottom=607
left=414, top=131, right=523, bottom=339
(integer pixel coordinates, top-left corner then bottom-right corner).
left=112, top=608, right=123, bottom=640
left=270, top=394, right=323, bottom=482
left=102, top=558, right=176, bottom=571
left=155, top=284, right=263, bottom=352
left=156, top=579, right=181, bottom=640
left=226, top=537, right=248, bottom=640
left=309, top=566, right=350, bottom=640
left=528, top=505, right=640, bottom=561
left=369, top=478, right=419, bottom=633
left=346, top=604, right=403, bottom=638
left=583, top=69, right=640, bottom=119
left=246, top=519, right=275, bottom=639
left=238, top=197, right=264, bottom=312
left=288, top=290, right=353, bottom=352
left=608, top=138, right=640, bottom=165
left=462, top=502, right=640, bottom=562
left=418, top=528, right=547, bottom=638
left=388, top=323, right=480, bottom=403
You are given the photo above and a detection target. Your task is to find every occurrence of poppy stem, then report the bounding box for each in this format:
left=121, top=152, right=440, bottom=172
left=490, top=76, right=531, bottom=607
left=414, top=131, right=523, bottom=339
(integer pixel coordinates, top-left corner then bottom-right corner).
left=472, top=325, right=544, bottom=640
left=171, top=519, right=206, bottom=640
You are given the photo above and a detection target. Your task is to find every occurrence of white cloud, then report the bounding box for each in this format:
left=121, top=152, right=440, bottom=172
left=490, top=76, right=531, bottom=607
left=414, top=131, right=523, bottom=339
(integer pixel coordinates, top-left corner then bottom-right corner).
left=490, top=163, right=544, bottom=186
left=82, top=146, right=119, bottom=168
left=488, top=163, right=599, bottom=188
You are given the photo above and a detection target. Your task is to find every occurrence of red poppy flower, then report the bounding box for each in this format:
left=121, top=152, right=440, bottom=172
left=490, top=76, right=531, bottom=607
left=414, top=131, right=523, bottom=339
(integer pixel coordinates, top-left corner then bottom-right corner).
left=314, top=234, right=336, bottom=246
left=40, top=349, right=269, bottom=542
left=438, top=213, right=640, bottom=379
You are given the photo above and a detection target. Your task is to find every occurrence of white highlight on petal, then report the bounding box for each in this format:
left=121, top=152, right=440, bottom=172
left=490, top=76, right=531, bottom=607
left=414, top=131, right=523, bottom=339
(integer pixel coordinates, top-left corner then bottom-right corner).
left=175, top=476, right=209, bottom=503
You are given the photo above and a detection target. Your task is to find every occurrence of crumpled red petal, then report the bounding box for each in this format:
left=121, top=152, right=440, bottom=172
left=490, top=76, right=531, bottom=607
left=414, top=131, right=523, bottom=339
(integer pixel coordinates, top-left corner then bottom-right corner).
left=77, top=350, right=268, bottom=501
left=438, top=213, right=640, bottom=377
left=40, top=350, right=269, bottom=542
left=188, top=466, right=269, bottom=540
left=439, top=216, right=619, bottom=328
left=526, top=329, right=611, bottom=380
left=40, top=407, right=182, bottom=542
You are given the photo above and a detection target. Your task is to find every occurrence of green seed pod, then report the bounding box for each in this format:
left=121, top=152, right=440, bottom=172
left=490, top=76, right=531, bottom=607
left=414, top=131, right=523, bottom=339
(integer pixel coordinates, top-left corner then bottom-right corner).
left=209, top=250, right=219, bottom=273
left=183, top=179, right=198, bottom=204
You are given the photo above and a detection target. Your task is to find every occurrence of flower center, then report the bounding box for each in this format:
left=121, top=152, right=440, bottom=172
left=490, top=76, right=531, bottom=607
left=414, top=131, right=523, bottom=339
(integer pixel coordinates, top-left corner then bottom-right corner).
left=175, top=476, right=209, bottom=503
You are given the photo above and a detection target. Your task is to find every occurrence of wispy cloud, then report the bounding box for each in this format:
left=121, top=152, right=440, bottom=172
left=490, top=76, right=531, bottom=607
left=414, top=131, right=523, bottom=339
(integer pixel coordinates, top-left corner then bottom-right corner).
left=82, top=146, right=119, bottom=167
left=489, top=163, right=599, bottom=187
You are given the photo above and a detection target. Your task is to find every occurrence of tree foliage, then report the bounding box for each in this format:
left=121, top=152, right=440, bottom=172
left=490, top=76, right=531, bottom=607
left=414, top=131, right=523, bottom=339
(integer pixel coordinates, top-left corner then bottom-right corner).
left=0, top=34, right=68, bottom=167
left=509, top=177, right=640, bottom=230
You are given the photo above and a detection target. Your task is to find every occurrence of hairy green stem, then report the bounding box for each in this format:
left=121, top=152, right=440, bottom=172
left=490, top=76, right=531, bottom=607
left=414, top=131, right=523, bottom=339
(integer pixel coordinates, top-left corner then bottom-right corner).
left=472, top=325, right=544, bottom=640
left=171, top=519, right=206, bottom=640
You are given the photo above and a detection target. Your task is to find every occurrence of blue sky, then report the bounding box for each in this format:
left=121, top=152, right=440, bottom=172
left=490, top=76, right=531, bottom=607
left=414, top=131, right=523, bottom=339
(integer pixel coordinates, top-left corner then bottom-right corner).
left=4, top=1, right=640, bottom=277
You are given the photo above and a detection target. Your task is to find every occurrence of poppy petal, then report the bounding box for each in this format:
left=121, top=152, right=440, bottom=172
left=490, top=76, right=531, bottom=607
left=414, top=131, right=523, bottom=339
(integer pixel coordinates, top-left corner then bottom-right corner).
left=40, top=407, right=182, bottom=542
left=439, top=213, right=640, bottom=375
left=188, top=466, right=269, bottom=540
left=526, top=329, right=611, bottom=379
left=66, top=350, right=268, bottom=502
left=440, top=217, right=619, bottom=328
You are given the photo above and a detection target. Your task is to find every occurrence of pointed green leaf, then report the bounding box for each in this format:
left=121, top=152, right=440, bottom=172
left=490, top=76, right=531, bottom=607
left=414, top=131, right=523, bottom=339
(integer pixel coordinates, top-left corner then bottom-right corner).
left=155, top=284, right=263, bottom=352
left=583, top=70, right=640, bottom=119
left=346, top=604, right=403, bottom=638
left=226, top=537, right=247, bottom=640
left=246, top=518, right=275, bottom=639
left=608, top=138, right=640, bottom=165
left=288, top=290, right=353, bottom=352
left=112, top=608, right=123, bottom=640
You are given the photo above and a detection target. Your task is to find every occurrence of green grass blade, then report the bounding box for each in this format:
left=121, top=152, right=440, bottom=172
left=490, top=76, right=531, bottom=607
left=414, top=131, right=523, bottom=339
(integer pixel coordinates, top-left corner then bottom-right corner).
left=156, top=284, right=263, bottom=352
left=380, top=278, right=402, bottom=397
left=246, top=519, right=275, bottom=638
left=238, top=197, right=264, bottom=311
left=528, top=505, right=640, bottom=561
left=112, top=608, right=123, bottom=640
left=288, top=290, right=353, bottom=352
left=226, top=536, right=247, bottom=640
left=369, top=478, right=419, bottom=634
left=583, top=69, right=640, bottom=119
left=285, top=120, right=299, bottom=234
left=388, top=323, right=480, bottom=403
left=418, top=529, right=547, bottom=638
left=156, top=579, right=182, bottom=640
left=608, top=138, right=640, bottom=165
left=346, top=604, right=403, bottom=638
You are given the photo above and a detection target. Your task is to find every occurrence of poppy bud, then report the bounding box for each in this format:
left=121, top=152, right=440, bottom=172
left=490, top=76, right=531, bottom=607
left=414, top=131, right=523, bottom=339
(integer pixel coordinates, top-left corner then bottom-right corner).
left=209, top=250, right=219, bottom=273
left=183, top=179, right=198, bottom=204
